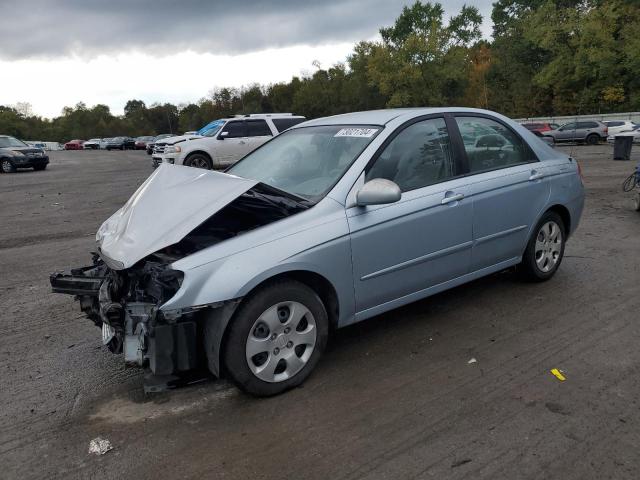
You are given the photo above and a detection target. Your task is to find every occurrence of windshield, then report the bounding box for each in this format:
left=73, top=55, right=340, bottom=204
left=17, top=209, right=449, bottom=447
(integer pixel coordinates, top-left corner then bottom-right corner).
left=199, top=119, right=226, bottom=137
left=0, top=136, right=28, bottom=148
left=228, top=125, right=381, bottom=201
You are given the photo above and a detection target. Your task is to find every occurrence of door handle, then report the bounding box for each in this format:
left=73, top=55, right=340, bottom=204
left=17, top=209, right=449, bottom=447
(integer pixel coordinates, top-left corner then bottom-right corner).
left=529, top=171, right=545, bottom=181
left=441, top=192, right=465, bottom=204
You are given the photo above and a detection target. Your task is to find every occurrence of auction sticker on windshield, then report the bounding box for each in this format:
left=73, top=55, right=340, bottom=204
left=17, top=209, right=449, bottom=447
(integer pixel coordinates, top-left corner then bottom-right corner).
left=334, top=128, right=378, bottom=138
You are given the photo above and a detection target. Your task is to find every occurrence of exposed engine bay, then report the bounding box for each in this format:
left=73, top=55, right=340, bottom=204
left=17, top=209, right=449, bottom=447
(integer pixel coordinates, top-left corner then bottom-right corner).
left=50, top=180, right=309, bottom=380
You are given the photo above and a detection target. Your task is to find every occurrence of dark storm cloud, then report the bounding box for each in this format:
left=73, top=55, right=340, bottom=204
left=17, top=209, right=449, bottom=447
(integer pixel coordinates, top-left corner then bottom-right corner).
left=1, top=0, right=493, bottom=59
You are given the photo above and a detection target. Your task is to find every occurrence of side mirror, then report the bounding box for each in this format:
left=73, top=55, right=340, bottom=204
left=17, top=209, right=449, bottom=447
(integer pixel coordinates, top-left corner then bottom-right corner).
left=356, top=178, right=401, bottom=206
left=219, top=131, right=229, bottom=140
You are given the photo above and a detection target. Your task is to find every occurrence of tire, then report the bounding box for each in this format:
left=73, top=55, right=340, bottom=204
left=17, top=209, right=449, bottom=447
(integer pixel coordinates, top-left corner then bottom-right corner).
left=518, top=211, right=566, bottom=282
left=222, top=280, right=329, bottom=397
left=1, top=158, right=16, bottom=173
left=586, top=134, right=599, bottom=145
left=184, top=153, right=213, bottom=169
left=634, top=192, right=640, bottom=212
left=33, top=165, right=47, bottom=171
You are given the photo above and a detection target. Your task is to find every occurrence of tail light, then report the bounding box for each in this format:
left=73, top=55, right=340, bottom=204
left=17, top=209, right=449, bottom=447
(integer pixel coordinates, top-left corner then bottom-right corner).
left=604, top=127, right=608, bottom=134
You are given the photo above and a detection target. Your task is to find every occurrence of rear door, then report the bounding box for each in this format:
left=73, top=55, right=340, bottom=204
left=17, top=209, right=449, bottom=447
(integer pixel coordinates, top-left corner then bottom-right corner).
left=245, top=119, right=273, bottom=154
left=453, top=115, right=550, bottom=271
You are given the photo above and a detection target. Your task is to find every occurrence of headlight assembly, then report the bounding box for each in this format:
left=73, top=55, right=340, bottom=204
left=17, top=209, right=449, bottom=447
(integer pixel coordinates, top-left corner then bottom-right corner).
left=165, top=145, right=181, bottom=154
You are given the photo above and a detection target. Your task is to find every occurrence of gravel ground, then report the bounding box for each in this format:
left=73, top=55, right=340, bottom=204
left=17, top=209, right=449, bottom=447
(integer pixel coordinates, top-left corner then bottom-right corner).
left=1, top=145, right=639, bottom=479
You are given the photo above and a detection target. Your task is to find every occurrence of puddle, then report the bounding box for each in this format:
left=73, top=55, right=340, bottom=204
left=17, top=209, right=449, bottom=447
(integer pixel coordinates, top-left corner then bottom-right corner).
left=89, top=382, right=236, bottom=424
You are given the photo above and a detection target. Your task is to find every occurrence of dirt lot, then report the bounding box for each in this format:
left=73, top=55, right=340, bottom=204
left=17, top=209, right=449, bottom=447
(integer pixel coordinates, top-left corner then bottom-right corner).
left=1, top=145, right=639, bottom=479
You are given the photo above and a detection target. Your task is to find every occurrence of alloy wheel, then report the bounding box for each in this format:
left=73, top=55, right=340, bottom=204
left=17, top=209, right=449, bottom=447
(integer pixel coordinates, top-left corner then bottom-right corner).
left=534, top=221, right=563, bottom=273
left=190, top=157, right=210, bottom=169
left=245, top=301, right=317, bottom=383
left=2, top=160, right=13, bottom=173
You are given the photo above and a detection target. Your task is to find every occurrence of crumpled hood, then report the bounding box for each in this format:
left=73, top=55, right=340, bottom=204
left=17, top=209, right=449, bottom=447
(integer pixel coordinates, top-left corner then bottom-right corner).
left=96, top=164, right=257, bottom=269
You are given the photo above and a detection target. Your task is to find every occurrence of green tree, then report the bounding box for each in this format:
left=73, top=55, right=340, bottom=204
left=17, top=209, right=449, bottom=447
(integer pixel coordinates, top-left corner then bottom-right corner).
left=366, top=1, right=483, bottom=108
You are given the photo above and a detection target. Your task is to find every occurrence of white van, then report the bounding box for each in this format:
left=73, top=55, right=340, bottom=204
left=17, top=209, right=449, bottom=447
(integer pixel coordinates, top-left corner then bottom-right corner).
left=152, top=114, right=306, bottom=169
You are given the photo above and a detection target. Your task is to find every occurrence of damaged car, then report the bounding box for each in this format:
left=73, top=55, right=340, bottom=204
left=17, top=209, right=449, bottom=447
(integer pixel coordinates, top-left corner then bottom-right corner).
left=51, top=108, right=585, bottom=396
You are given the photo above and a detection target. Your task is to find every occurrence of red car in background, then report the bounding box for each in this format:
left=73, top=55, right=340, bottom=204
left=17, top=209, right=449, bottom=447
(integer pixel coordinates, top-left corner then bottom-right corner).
left=521, top=122, right=559, bottom=134
left=134, top=136, right=154, bottom=150
left=64, top=139, right=85, bottom=150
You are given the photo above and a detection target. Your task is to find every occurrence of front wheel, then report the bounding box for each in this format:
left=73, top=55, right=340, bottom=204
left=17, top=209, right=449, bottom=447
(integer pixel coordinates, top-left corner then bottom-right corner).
left=222, top=280, right=328, bottom=396
left=518, top=211, right=566, bottom=282
left=1, top=159, right=16, bottom=173
left=184, top=153, right=213, bottom=169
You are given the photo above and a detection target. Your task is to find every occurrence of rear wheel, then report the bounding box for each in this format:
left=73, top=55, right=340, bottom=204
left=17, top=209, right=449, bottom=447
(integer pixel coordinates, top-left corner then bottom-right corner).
left=586, top=134, right=599, bottom=145
left=518, top=211, right=566, bottom=282
left=1, top=159, right=16, bottom=173
left=222, top=280, right=328, bottom=396
left=185, top=153, right=212, bottom=169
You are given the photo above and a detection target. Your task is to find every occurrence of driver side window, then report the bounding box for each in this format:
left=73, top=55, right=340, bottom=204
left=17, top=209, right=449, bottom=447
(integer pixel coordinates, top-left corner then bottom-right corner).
left=366, top=118, right=455, bottom=192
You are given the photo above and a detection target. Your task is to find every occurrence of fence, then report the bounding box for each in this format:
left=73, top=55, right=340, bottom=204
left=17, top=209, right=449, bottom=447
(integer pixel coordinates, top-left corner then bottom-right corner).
left=515, top=112, right=640, bottom=124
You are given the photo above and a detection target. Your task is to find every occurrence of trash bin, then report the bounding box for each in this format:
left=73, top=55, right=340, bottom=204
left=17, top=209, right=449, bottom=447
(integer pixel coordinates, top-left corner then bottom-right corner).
left=613, top=136, right=633, bottom=161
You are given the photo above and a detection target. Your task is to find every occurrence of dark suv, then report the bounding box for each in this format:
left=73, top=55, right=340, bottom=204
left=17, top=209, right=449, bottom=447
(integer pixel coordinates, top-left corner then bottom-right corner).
left=0, top=135, right=49, bottom=173
left=106, top=137, right=135, bottom=150
left=543, top=121, right=608, bottom=145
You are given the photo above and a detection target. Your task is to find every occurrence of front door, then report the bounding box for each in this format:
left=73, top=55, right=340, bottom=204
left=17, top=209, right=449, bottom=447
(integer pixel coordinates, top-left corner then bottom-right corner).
left=347, top=117, right=472, bottom=315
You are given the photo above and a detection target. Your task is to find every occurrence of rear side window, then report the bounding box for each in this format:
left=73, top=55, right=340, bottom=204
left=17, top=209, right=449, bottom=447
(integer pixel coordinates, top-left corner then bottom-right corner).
left=605, top=121, right=624, bottom=127
left=220, top=121, right=246, bottom=138
left=272, top=117, right=306, bottom=133
left=577, top=122, right=599, bottom=129
left=246, top=120, right=272, bottom=137
left=455, top=116, right=535, bottom=173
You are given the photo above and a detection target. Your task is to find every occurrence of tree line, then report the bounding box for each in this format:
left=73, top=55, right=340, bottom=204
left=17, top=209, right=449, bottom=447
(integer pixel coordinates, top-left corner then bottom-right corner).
left=2, top=0, right=639, bottom=142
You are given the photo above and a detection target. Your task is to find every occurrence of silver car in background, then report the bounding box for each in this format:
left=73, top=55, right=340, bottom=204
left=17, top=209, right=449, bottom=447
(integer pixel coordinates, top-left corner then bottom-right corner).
left=544, top=120, right=608, bottom=145
left=51, top=108, right=585, bottom=396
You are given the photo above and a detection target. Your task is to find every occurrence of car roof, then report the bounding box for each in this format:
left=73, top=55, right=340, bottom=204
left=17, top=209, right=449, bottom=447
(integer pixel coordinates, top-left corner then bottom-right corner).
left=296, top=107, right=517, bottom=128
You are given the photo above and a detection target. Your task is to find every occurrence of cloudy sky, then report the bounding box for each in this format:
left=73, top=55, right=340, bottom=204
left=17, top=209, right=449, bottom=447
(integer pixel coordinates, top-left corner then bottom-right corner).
left=1, top=0, right=493, bottom=118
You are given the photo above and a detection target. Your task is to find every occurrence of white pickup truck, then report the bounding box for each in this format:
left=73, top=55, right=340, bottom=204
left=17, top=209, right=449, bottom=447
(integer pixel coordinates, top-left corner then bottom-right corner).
left=152, top=113, right=306, bottom=169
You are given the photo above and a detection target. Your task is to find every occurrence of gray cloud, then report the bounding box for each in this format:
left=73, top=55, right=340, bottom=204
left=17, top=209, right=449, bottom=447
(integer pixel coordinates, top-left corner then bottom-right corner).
left=1, top=0, right=493, bottom=59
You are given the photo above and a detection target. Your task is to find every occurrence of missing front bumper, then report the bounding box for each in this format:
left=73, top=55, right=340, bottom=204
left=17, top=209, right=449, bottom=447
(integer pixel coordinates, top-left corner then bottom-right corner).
left=50, top=257, right=198, bottom=376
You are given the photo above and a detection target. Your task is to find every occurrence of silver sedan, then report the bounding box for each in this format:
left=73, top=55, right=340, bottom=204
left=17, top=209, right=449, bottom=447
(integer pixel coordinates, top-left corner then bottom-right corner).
left=51, top=108, right=585, bottom=396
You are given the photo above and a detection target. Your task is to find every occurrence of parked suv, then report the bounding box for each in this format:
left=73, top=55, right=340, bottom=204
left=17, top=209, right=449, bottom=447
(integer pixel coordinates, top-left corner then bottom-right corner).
left=152, top=114, right=306, bottom=169
left=544, top=121, right=608, bottom=145
left=1, top=135, right=49, bottom=172
left=603, top=120, right=637, bottom=137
